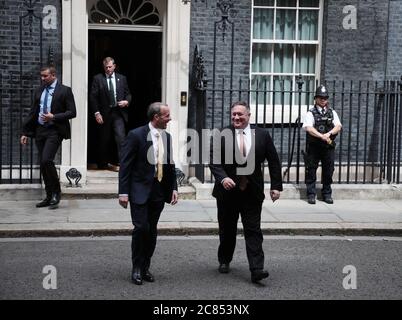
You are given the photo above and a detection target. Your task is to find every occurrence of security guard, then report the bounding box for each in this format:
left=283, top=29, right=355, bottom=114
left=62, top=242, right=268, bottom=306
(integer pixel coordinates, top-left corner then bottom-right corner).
left=303, top=85, right=342, bottom=204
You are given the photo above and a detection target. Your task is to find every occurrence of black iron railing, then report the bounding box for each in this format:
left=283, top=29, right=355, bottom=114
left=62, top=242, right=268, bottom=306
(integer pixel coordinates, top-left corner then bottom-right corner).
left=191, top=75, right=402, bottom=185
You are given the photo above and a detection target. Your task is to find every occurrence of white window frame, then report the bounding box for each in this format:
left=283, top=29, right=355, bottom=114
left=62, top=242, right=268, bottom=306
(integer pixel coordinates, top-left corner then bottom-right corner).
left=249, top=0, right=324, bottom=124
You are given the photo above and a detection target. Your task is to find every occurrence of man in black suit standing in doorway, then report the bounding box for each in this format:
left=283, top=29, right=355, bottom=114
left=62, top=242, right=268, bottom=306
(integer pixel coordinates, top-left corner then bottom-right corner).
left=89, top=57, right=131, bottom=171
left=209, top=101, right=283, bottom=284
left=21, top=65, right=77, bottom=209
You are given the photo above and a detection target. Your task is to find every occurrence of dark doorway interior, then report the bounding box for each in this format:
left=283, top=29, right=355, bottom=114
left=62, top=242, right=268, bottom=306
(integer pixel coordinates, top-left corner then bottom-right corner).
left=87, top=29, right=162, bottom=165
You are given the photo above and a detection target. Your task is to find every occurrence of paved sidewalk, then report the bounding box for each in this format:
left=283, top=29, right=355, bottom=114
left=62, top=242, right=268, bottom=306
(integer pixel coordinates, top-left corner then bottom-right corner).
left=1, top=198, right=402, bottom=237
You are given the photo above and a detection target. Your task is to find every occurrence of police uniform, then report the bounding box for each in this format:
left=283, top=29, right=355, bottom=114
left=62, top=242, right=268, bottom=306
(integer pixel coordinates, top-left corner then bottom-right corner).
left=303, top=86, right=342, bottom=204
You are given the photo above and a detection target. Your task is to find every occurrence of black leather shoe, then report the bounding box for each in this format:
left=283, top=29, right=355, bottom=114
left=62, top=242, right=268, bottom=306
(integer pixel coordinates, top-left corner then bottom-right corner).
left=143, top=270, right=155, bottom=282
left=131, top=268, right=143, bottom=285
left=307, top=195, right=316, bottom=204
left=36, top=197, right=51, bottom=208
left=218, top=263, right=230, bottom=274
left=323, top=197, right=334, bottom=204
left=48, top=192, right=60, bottom=210
left=251, top=269, right=269, bottom=283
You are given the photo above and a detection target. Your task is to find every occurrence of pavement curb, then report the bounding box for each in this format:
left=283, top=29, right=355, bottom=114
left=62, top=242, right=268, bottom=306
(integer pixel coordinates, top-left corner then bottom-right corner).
left=1, top=227, right=401, bottom=238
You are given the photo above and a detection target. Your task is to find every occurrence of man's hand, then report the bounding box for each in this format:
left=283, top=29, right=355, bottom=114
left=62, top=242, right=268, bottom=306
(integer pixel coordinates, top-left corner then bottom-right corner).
left=117, top=100, right=129, bottom=108
left=171, top=190, right=178, bottom=205
left=270, top=190, right=280, bottom=202
left=95, top=113, right=104, bottom=124
left=119, top=195, right=129, bottom=209
left=221, top=177, right=236, bottom=190
left=41, top=112, right=55, bottom=123
left=20, top=135, right=28, bottom=145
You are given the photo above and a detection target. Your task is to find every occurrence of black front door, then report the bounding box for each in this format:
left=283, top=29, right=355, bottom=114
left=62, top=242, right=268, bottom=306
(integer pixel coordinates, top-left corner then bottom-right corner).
left=87, top=29, right=162, bottom=165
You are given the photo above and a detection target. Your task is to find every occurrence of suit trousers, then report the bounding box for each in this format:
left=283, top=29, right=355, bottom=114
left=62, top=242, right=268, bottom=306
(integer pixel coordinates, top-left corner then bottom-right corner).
left=35, top=125, right=63, bottom=196
left=305, top=143, right=335, bottom=197
left=130, top=179, right=165, bottom=271
left=97, top=108, right=126, bottom=167
left=216, top=190, right=264, bottom=271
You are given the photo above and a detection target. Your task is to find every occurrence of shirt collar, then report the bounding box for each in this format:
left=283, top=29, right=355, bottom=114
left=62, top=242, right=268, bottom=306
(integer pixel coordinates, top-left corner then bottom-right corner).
left=149, top=122, right=162, bottom=136
left=46, top=79, right=57, bottom=90
left=236, top=124, right=251, bottom=135
left=106, top=73, right=115, bottom=79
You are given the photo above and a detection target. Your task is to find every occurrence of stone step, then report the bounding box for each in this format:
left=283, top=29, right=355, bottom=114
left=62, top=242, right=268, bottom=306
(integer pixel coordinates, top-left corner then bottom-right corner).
left=61, top=185, right=196, bottom=199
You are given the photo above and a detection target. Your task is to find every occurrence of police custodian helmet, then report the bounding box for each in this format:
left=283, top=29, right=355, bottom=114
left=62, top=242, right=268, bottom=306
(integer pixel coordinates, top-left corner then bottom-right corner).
left=314, top=85, right=329, bottom=99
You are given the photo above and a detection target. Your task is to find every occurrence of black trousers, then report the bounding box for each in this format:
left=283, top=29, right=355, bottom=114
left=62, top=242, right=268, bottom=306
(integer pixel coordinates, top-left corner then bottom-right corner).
left=130, top=179, right=165, bottom=271
left=97, top=108, right=126, bottom=167
left=216, top=191, right=264, bottom=272
left=305, top=143, right=335, bottom=197
left=35, top=126, right=63, bottom=196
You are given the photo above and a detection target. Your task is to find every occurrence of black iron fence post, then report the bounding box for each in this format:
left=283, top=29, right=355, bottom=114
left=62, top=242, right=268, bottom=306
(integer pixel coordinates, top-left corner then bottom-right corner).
left=193, top=45, right=208, bottom=183
left=296, top=74, right=304, bottom=184
left=387, top=81, right=396, bottom=183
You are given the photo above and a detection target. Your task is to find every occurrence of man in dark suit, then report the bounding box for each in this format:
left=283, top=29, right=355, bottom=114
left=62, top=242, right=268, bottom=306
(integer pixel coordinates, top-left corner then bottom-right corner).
left=209, top=101, right=283, bottom=284
left=20, top=66, right=77, bottom=209
left=89, top=57, right=131, bottom=171
left=118, top=102, right=178, bottom=285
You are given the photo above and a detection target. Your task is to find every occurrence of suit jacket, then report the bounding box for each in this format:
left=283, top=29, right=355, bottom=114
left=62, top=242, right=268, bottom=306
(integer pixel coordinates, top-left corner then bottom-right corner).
left=22, top=82, right=76, bottom=139
left=89, top=72, right=132, bottom=123
left=118, top=124, right=177, bottom=205
left=209, top=125, right=283, bottom=203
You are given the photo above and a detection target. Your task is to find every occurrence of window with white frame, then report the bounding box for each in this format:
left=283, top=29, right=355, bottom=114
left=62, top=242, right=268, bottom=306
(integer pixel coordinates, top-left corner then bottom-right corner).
left=250, top=0, right=322, bottom=123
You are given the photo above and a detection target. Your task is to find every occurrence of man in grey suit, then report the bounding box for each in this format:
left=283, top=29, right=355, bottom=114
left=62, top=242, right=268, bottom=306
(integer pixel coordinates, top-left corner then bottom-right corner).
left=89, top=57, right=131, bottom=171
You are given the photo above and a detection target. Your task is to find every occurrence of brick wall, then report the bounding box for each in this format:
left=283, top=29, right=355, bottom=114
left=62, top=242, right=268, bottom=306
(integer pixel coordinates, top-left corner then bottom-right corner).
left=386, top=0, right=402, bottom=79
left=0, top=0, right=62, bottom=170
left=188, top=0, right=252, bottom=130
left=321, top=0, right=389, bottom=81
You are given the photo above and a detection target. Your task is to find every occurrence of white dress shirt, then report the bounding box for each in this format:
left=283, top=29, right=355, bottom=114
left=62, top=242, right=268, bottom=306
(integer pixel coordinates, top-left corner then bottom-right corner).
left=303, top=106, right=341, bottom=129
left=235, top=124, right=252, bottom=157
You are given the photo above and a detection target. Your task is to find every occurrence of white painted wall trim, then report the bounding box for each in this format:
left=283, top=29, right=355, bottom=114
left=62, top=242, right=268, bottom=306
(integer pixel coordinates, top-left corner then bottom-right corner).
left=165, top=1, right=191, bottom=175
left=60, top=0, right=88, bottom=184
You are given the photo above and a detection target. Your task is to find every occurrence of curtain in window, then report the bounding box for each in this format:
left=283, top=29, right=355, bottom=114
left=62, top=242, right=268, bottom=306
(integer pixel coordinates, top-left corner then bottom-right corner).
left=296, top=44, right=315, bottom=74
left=252, top=43, right=272, bottom=72
left=298, top=10, right=318, bottom=40
left=277, top=0, right=296, bottom=7
left=254, top=0, right=274, bottom=6
left=251, top=75, right=271, bottom=104
left=276, top=9, right=296, bottom=40
left=274, top=44, right=293, bottom=73
left=253, top=8, right=274, bottom=39
left=273, top=76, right=292, bottom=105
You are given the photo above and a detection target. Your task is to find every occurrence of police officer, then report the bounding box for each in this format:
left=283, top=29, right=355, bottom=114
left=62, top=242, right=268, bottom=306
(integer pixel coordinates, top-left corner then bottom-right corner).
left=303, top=85, right=342, bottom=204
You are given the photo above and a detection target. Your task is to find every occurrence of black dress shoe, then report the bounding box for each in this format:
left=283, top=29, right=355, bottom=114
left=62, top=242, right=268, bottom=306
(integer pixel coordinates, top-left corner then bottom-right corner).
left=251, top=269, right=269, bottom=283
left=131, top=268, right=143, bottom=285
left=307, top=195, right=316, bottom=204
left=36, top=197, right=51, bottom=208
left=48, top=192, right=60, bottom=210
left=143, top=270, right=155, bottom=282
left=323, top=197, right=334, bottom=204
left=218, top=263, right=230, bottom=274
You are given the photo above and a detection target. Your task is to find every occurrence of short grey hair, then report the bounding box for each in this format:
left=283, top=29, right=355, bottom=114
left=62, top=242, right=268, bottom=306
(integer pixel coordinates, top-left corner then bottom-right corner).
left=103, top=57, right=115, bottom=65
left=231, top=101, right=250, bottom=112
left=147, top=102, right=168, bottom=121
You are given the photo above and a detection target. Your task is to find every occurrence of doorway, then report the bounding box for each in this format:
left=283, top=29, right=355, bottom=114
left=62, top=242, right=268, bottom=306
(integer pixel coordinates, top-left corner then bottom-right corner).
left=87, top=29, right=162, bottom=166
